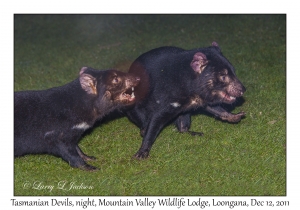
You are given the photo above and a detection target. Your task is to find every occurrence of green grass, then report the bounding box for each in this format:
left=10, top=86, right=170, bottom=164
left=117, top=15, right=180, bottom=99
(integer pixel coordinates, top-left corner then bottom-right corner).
left=14, top=14, right=286, bottom=196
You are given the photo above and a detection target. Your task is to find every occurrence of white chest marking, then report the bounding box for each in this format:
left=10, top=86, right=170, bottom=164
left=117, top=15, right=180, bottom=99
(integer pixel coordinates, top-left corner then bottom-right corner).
left=170, top=102, right=181, bottom=108
left=72, top=122, right=91, bottom=130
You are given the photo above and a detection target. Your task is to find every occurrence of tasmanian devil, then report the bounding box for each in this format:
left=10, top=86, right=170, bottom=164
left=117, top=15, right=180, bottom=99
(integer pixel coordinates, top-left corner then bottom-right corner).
left=126, top=42, right=246, bottom=159
left=14, top=67, right=140, bottom=171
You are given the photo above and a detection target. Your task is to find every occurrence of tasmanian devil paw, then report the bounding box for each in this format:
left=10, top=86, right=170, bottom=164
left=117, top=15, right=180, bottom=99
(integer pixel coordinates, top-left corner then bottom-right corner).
left=238, top=111, right=246, bottom=117
left=79, top=153, right=97, bottom=162
left=82, top=155, right=97, bottom=161
left=79, top=164, right=99, bottom=171
left=226, top=111, right=246, bottom=123
left=133, top=150, right=150, bottom=160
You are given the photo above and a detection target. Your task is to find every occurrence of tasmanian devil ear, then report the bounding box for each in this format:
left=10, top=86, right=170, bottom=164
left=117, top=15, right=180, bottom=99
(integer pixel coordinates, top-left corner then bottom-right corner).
left=212, top=41, right=219, bottom=47
left=79, top=67, right=97, bottom=95
left=190, top=52, right=208, bottom=74
left=212, top=41, right=221, bottom=52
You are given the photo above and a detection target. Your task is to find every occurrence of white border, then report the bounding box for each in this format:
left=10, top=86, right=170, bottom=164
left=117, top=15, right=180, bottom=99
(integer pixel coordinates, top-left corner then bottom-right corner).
left=3, top=0, right=299, bottom=209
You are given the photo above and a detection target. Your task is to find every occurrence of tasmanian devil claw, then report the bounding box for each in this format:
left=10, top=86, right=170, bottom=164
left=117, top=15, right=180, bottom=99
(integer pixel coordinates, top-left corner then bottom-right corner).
left=133, top=150, right=150, bottom=160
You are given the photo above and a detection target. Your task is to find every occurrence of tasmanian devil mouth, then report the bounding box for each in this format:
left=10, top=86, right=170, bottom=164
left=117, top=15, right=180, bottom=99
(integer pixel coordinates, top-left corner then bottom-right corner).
left=220, top=91, right=236, bottom=103
left=225, top=93, right=236, bottom=100
left=122, top=87, right=136, bottom=101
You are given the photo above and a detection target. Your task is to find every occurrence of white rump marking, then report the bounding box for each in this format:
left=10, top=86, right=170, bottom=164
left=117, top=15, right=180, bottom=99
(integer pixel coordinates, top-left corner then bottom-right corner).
left=44, top=130, right=55, bottom=138
left=170, top=102, right=181, bottom=108
left=72, top=122, right=91, bottom=130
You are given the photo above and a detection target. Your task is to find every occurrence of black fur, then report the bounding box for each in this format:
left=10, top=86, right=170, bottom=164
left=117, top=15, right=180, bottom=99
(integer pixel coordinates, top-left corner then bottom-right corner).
left=127, top=42, right=246, bottom=159
left=14, top=67, right=140, bottom=171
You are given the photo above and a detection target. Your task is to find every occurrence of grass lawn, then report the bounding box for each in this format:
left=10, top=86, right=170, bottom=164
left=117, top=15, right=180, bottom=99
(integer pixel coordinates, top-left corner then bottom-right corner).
left=14, top=14, right=286, bottom=196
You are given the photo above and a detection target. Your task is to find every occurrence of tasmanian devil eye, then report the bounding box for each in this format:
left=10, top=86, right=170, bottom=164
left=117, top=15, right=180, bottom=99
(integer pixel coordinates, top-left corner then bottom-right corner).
left=221, top=75, right=226, bottom=81
left=113, top=77, right=119, bottom=83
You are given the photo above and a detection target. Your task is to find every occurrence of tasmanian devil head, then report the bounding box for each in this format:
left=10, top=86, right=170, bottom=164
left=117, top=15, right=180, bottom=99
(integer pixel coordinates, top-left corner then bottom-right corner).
left=103, top=69, right=141, bottom=104
left=190, top=42, right=246, bottom=105
left=79, top=67, right=140, bottom=106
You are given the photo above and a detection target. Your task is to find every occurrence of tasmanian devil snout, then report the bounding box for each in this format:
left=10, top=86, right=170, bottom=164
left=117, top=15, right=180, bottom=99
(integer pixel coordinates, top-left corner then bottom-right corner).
left=228, top=79, right=246, bottom=98
left=214, top=72, right=246, bottom=104
left=14, top=66, right=140, bottom=171
left=126, top=42, right=246, bottom=159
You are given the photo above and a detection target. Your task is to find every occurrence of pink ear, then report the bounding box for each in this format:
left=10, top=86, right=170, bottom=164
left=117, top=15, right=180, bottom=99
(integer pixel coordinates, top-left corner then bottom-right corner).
left=190, top=52, right=208, bottom=74
left=212, top=41, right=219, bottom=47
left=79, top=72, right=97, bottom=95
left=79, top=67, right=88, bottom=75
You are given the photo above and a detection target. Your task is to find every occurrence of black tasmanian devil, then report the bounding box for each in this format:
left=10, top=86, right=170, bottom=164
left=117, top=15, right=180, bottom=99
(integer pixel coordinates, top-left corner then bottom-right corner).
left=14, top=67, right=140, bottom=171
left=127, top=42, right=246, bottom=159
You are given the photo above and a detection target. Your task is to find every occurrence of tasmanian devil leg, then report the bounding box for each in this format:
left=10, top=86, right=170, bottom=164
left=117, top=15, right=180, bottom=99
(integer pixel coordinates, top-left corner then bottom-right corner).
left=76, top=146, right=96, bottom=161
left=204, top=105, right=225, bottom=117
left=134, top=114, right=174, bottom=159
left=57, top=144, right=98, bottom=171
left=126, top=108, right=148, bottom=137
left=175, top=114, right=191, bottom=132
left=175, top=114, right=203, bottom=136
left=205, top=105, right=245, bottom=123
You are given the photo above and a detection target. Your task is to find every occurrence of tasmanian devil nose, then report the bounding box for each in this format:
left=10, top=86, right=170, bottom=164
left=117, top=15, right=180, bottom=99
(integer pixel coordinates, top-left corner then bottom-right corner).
left=236, top=82, right=246, bottom=96
left=241, top=85, right=246, bottom=95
